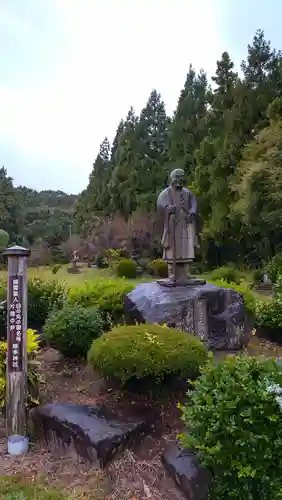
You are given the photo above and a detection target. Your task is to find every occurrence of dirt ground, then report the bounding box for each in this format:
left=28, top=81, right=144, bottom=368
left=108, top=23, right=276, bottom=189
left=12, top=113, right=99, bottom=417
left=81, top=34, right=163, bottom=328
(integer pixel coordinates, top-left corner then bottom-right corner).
left=0, top=348, right=186, bottom=500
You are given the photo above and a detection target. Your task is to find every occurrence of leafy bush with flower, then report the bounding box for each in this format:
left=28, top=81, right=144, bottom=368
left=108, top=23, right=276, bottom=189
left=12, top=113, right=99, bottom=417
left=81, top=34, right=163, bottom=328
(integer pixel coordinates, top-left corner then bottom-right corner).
left=180, top=354, right=282, bottom=500
left=88, top=323, right=208, bottom=387
left=0, top=328, right=42, bottom=408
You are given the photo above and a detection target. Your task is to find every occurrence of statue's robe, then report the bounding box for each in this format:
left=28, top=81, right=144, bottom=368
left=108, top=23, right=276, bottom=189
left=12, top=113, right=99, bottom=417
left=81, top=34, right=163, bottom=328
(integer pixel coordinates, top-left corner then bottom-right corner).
left=157, top=186, right=197, bottom=263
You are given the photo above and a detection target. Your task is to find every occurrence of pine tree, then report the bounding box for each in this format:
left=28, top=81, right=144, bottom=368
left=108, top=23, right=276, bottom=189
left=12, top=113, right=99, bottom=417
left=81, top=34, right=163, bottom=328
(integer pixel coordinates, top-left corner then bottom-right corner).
left=169, top=65, right=208, bottom=177
left=108, top=107, right=139, bottom=216
left=134, top=89, right=170, bottom=211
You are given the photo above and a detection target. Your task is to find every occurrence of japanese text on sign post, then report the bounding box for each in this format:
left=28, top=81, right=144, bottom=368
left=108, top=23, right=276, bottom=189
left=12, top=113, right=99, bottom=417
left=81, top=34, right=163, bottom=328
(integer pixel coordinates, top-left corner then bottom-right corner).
left=7, top=276, right=23, bottom=372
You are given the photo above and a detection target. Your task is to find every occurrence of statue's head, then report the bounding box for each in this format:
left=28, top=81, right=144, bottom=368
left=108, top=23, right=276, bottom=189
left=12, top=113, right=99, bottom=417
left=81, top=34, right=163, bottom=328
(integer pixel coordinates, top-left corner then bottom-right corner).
left=170, top=168, right=185, bottom=189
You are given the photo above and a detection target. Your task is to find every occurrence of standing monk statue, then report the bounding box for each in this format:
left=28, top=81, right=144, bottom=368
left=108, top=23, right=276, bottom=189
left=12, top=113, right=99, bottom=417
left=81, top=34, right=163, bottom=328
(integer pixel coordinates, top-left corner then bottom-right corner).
left=157, top=168, right=202, bottom=286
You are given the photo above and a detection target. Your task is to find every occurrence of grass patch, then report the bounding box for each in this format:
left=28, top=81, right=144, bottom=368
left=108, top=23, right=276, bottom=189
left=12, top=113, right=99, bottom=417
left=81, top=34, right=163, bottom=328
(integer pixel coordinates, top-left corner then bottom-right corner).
left=0, top=476, right=66, bottom=500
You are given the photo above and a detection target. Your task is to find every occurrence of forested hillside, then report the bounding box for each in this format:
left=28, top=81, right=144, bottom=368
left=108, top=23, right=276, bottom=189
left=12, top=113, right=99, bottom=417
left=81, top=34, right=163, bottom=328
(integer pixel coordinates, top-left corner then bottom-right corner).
left=0, top=166, right=77, bottom=254
left=74, top=30, right=282, bottom=267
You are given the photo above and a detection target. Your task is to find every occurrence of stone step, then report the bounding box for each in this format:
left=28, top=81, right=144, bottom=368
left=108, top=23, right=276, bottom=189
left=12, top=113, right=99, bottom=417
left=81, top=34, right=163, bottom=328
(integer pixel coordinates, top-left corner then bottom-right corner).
left=31, top=403, right=148, bottom=468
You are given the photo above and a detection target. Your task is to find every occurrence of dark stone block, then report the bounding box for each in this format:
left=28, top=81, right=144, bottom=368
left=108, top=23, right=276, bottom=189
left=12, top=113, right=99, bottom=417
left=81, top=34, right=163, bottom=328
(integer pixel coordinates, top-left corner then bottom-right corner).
left=162, top=443, right=212, bottom=500
left=31, top=403, right=148, bottom=468
left=124, top=282, right=252, bottom=350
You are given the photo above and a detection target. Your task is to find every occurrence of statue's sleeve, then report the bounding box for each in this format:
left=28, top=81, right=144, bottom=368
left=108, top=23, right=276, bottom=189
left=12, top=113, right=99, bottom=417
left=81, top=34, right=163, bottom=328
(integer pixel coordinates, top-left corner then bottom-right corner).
left=157, top=189, right=168, bottom=210
left=157, top=190, right=169, bottom=229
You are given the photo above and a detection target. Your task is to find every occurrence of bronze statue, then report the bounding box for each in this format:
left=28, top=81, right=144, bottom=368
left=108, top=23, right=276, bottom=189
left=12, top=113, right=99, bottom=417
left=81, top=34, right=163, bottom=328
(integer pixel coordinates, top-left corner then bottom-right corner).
left=157, top=168, right=202, bottom=286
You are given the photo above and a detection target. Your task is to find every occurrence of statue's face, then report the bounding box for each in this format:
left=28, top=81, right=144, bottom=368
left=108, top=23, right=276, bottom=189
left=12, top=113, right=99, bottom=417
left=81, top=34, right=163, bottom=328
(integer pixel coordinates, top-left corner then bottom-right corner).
left=170, top=169, right=185, bottom=189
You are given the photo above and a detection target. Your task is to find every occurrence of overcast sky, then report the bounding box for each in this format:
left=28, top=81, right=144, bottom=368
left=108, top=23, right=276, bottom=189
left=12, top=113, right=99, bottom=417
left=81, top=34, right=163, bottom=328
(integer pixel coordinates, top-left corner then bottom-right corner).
left=0, top=0, right=282, bottom=194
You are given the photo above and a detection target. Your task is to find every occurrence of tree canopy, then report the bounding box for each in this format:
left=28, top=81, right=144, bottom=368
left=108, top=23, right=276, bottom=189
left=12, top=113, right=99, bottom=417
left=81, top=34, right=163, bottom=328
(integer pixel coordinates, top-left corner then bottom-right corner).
left=74, top=29, right=282, bottom=267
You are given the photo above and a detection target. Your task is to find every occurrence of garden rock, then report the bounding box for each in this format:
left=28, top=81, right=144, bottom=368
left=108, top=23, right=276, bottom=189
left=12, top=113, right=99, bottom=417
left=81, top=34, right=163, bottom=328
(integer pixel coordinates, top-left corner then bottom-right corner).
left=125, top=282, right=252, bottom=350
left=162, top=442, right=212, bottom=500
left=31, top=403, right=148, bottom=468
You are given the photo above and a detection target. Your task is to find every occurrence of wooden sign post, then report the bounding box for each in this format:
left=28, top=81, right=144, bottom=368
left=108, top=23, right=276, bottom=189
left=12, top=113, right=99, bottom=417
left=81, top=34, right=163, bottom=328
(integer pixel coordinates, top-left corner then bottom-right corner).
left=2, top=245, right=30, bottom=455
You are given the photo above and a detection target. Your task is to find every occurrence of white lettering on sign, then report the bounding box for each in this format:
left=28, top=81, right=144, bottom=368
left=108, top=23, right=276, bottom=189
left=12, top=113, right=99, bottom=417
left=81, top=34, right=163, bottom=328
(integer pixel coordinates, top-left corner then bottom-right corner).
left=8, top=276, right=23, bottom=372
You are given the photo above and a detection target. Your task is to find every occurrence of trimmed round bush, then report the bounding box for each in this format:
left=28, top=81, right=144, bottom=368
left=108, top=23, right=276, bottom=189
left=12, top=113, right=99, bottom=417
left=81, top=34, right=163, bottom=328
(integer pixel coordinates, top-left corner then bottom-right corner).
left=116, top=258, right=137, bottom=279
left=44, top=304, right=103, bottom=358
left=180, top=354, right=282, bottom=500
left=149, top=259, right=168, bottom=278
left=88, top=324, right=208, bottom=386
left=209, top=265, right=242, bottom=284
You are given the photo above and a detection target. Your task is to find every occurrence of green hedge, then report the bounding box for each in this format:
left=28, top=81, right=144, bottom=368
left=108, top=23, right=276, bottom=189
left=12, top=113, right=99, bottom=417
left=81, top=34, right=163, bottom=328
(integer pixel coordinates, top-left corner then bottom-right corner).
left=67, top=279, right=135, bottom=329
left=88, top=323, right=208, bottom=387
left=0, top=278, right=66, bottom=338
left=209, top=266, right=243, bottom=284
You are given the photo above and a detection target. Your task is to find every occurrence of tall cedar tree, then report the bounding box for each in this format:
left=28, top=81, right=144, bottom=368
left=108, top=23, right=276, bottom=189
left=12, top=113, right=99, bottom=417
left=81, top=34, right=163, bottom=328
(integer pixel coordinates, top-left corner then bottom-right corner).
left=169, top=65, right=208, bottom=178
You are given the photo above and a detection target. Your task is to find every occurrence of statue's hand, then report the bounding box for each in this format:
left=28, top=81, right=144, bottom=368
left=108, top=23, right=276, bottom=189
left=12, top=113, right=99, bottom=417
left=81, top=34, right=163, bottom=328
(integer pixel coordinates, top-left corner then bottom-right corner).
left=168, top=204, right=176, bottom=215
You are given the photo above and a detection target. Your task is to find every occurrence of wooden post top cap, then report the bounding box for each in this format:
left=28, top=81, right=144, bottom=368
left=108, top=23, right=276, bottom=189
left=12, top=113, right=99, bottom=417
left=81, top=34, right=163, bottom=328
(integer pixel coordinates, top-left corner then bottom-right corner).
left=2, top=245, right=30, bottom=257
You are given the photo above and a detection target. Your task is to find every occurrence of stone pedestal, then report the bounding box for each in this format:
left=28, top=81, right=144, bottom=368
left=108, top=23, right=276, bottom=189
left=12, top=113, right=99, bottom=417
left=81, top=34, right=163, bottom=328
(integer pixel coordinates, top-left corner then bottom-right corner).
left=124, top=282, right=252, bottom=350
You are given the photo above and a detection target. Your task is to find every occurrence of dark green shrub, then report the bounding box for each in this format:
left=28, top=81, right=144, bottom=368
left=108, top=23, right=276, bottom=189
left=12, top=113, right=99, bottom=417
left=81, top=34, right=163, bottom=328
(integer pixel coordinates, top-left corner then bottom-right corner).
left=52, top=263, right=62, bottom=275
left=266, top=253, right=282, bottom=284
left=209, top=266, right=242, bottom=284
left=95, top=253, right=108, bottom=268
left=252, top=268, right=264, bottom=285
left=180, top=354, right=282, bottom=500
left=0, top=230, right=9, bottom=249
left=88, top=323, right=208, bottom=387
left=28, top=278, right=66, bottom=329
left=149, top=259, right=168, bottom=278
left=116, top=258, right=137, bottom=279
left=44, top=304, right=103, bottom=358
left=67, top=278, right=135, bottom=329
left=0, top=278, right=66, bottom=337
left=256, top=296, right=282, bottom=328
left=138, top=257, right=150, bottom=273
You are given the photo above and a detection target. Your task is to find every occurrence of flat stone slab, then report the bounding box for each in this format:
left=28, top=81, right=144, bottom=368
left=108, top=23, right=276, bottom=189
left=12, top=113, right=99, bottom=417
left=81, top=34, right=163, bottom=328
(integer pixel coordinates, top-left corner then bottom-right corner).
left=124, top=282, right=252, bottom=350
left=162, top=443, right=212, bottom=500
left=31, top=403, right=148, bottom=468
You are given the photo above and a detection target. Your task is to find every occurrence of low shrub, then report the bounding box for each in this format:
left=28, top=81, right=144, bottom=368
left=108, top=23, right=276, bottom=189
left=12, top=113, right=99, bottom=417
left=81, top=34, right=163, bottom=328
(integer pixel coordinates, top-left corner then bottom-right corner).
left=266, top=252, right=282, bottom=284
left=209, top=266, right=242, bottom=284
left=88, top=323, right=208, bottom=387
left=138, top=257, right=150, bottom=273
left=67, top=278, right=135, bottom=329
left=52, top=263, right=62, bottom=275
left=252, top=268, right=264, bottom=285
left=0, top=328, right=42, bottom=408
left=28, top=278, right=66, bottom=329
left=209, top=279, right=256, bottom=316
left=256, top=296, right=282, bottom=329
left=116, top=258, right=137, bottom=279
left=180, top=354, right=282, bottom=500
left=149, top=259, right=168, bottom=278
left=44, top=304, right=103, bottom=358
left=95, top=253, right=108, bottom=268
